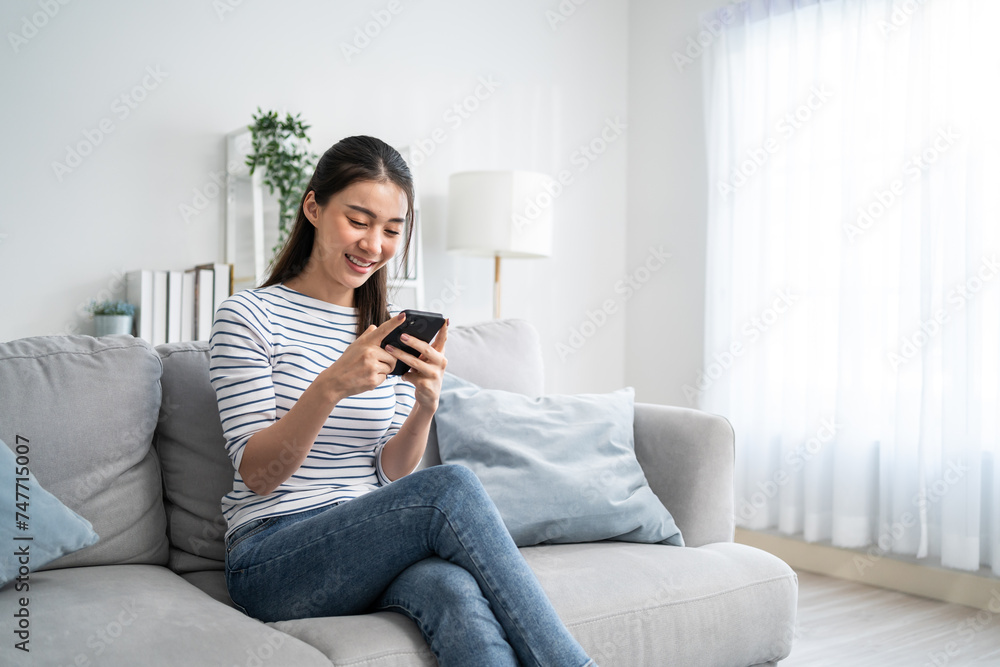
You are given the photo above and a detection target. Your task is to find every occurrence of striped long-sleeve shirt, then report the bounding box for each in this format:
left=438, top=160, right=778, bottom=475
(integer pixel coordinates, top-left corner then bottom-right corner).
left=208, top=283, right=415, bottom=542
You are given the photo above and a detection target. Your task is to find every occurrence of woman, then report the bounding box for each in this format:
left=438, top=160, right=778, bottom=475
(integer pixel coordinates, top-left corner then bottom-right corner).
left=208, top=135, right=595, bottom=666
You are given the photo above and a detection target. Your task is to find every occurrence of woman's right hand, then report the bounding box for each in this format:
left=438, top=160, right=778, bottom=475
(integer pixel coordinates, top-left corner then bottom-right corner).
left=320, top=313, right=405, bottom=399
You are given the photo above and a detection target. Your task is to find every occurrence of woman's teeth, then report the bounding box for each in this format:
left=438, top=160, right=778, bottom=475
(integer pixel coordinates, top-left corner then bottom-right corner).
left=347, top=255, right=374, bottom=267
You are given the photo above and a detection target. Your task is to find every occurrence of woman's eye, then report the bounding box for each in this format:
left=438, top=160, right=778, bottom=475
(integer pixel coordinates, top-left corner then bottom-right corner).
left=349, top=219, right=366, bottom=227
left=385, top=229, right=401, bottom=237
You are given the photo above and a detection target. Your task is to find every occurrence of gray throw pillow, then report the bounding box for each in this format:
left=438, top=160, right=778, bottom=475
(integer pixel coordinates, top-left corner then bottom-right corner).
left=435, top=372, right=683, bottom=547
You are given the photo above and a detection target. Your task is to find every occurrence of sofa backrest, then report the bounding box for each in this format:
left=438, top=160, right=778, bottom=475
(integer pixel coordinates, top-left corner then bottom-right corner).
left=419, top=319, right=545, bottom=466
left=0, top=334, right=169, bottom=569
left=154, top=342, right=234, bottom=573
left=154, top=317, right=546, bottom=573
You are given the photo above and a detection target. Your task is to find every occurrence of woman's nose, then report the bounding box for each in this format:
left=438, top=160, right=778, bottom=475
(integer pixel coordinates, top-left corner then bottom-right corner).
left=358, top=228, right=380, bottom=256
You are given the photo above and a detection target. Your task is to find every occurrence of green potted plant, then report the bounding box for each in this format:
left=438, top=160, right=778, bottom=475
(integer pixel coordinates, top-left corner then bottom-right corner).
left=86, top=299, right=135, bottom=337
left=245, top=108, right=318, bottom=259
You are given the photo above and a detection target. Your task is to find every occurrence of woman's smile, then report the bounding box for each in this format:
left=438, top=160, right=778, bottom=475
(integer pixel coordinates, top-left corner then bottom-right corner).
left=345, top=253, right=377, bottom=272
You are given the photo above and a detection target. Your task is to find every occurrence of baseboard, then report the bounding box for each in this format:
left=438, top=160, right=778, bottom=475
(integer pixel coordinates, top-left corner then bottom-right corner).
left=736, top=528, right=1000, bottom=611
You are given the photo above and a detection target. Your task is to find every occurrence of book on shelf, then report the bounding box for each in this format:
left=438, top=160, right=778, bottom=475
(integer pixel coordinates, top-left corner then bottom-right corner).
left=125, top=269, right=153, bottom=342
left=195, top=263, right=233, bottom=326
left=151, top=271, right=168, bottom=347
left=194, top=267, right=215, bottom=342
left=126, top=263, right=234, bottom=345
left=167, top=270, right=183, bottom=344
left=194, top=262, right=234, bottom=341
left=180, top=270, right=196, bottom=342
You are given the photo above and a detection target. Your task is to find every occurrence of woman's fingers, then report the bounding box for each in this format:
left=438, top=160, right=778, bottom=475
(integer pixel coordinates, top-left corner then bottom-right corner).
left=390, top=320, right=447, bottom=356
left=386, top=344, right=427, bottom=373
left=387, top=343, right=446, bottom=377
left=365, top=312, right=405, bottom=344
left=396, top=333, right=444, bottom=362
left=431, top=320, right=449, bottom=353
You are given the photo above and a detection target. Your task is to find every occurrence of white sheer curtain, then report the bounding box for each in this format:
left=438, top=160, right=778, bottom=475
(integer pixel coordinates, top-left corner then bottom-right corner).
left=700, top=0, right=1000, bottom=574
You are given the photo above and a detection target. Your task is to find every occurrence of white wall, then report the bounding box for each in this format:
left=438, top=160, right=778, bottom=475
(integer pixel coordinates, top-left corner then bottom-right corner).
left=626, top=0, right=722, bottom=407
left=0, top=0, right=628, bottom=394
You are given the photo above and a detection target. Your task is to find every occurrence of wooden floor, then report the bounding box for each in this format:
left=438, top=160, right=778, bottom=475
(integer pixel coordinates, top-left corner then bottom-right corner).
left=781, top=571, right=1000, bottom=666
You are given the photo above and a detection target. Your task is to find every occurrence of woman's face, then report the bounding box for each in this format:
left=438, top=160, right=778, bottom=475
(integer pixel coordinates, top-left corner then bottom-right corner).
left=304, top=179, right=407, bottom=300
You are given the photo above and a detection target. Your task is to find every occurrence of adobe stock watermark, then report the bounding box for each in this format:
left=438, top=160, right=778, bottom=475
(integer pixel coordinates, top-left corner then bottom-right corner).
left=242, top=437, right=301, bottom=495
left=672, top=2, right=747, bottom=73
left=51, top=65, right=169, bottom=182
left=425, top=278, right=464, bottom=314
left=340, top=0, right=403, bottom=63
left=232, top=631, right=288, bottom=667
left=766, top=622, right=803, bottom=664
left=570, top=116, right=627, bottom=173
left=853, top=458, right=969, bottom=575
left=717, top=84, right=834, bottom=200
left=923, top=588, right=1000, bottom=667
left=587, top=615, right=644, bottom=666
left=843, top=126, right=960, bottom=243
left=408, top=75, right=501, bottom=167
left=57, top=600, right=140, bottom=665
left=683, top=289, right=799, bottom=405
left=186, top=512, right=227, bottom=560
left=213, top=0, right=247, bottom=21
left=512, top=117, right=627, bottom=234
left=736, top=417, right=841, bottom=525
left=179, top=159, right=243, bottom=224
left=877, top=0, right=929, bottom=37
left=544, top=0, right=588, bottom=32
left=7, top=0, right=72, bottom=54
left=556, top=245, right=670, bottom=360
left=887, top=254, right=998, bottom=369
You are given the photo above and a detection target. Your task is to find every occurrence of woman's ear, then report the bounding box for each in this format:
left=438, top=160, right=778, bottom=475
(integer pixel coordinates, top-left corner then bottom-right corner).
left=302, top=191, right=320, bottom=226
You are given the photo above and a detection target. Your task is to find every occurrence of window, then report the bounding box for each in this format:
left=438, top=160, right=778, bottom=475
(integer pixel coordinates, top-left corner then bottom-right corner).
left=701, top=0, right=1000, bottom=574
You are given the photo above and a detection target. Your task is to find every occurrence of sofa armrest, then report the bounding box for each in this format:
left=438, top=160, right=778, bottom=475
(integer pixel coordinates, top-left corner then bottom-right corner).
left=633, top=403, right=735, bottom=547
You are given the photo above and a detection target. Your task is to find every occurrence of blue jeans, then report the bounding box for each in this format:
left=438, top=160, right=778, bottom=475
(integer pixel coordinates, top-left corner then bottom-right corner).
left=225, top=464, right=595, bottom=667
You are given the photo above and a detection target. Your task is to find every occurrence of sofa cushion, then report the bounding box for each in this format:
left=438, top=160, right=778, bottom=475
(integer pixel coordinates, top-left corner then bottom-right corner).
left=0, top=438, right=99, bottom=587
left=436, top=373, right=683, bottom=547
left=439, top=318, right=544, bottom=397
left=262, top=542, right=797, bottom=666
left=271, top=612, right=436, bottom=667
left=154, top=342, right=232, bottom=573
left=0, top=564, right=332, bottom=667
left=524, top=541, right=798, bottom=666
left=0, top=334, right=168, bottom=568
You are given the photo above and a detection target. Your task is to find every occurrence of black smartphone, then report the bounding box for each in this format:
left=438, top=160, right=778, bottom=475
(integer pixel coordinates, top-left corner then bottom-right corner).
left=380, top=309, right=446, bottom=376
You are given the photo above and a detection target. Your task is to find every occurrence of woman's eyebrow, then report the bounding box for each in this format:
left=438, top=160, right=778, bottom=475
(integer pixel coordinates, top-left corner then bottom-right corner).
left=346, top=204, right=405, bottom=223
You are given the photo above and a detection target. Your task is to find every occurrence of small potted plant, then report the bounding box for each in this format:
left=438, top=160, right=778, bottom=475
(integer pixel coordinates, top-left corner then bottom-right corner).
left=86, top=299, right=136, bottom=337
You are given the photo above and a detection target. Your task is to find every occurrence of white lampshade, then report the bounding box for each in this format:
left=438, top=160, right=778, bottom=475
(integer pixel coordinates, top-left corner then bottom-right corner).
left=446, top=171, right=554, bottom=258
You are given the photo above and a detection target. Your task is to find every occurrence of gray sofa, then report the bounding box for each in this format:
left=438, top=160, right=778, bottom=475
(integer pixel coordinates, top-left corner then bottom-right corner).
left=0, top=318, right=797, bottom=666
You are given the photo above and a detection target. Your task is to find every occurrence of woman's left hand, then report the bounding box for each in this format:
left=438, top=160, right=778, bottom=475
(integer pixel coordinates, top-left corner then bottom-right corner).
left=386, top=320, right=448, bottom=410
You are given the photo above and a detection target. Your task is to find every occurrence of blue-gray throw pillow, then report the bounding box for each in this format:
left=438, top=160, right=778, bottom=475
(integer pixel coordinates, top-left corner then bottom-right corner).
left=0, top=438, right=99, bottom=588
left=435, top=373, right=683, bottom=547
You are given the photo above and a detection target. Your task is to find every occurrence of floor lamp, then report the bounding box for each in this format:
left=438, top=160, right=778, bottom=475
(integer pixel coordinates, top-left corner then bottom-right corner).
left=446, top=171, right=554, bottom=319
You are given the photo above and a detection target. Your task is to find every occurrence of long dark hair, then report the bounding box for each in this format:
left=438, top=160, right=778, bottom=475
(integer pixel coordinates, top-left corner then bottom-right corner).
left=260, top=136, right=414, bottom=337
